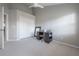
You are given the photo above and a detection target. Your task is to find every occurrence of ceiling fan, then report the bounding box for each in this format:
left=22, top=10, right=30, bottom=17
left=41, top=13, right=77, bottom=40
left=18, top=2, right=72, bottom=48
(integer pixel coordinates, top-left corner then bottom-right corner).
left=29, top=3, right=44, bottom=8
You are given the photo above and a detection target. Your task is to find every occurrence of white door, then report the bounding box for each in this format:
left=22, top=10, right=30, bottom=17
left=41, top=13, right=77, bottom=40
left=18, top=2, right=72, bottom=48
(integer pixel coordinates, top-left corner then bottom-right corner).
left=0, top=4, right=4, bottom=49
left=17, top=10, right=35, bottom=39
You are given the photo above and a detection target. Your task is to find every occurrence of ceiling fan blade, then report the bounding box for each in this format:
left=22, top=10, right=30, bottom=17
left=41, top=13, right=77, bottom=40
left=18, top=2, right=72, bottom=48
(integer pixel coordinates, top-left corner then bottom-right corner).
left=29, top=3, right=44, bottom=8
left=37, top=5, right=44, bottom=8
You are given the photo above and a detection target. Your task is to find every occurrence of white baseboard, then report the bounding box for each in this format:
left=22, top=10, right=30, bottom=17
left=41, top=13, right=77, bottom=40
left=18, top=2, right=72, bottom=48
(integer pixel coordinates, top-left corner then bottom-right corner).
left=7, top=39, right=19, bottom=42
left=53, top=40, right=79, bottom=49
left=7, top=36, right=32, bottom=41
left=19, top=36, right=32, bottom=40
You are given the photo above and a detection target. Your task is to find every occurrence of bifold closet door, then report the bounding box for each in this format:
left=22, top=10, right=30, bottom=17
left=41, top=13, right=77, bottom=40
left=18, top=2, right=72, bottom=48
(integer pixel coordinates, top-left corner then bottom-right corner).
left=17, top=10, right=35, bottom=39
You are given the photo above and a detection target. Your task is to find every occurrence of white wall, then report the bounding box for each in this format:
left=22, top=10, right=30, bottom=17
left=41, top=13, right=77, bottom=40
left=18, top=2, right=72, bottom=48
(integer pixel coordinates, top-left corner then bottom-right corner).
left=17, top=10, right=35, bottom=40
left=0, top=4, right=3, bottom=48
left=34, top=4, right=79, bottom=46
left=8, top=9, right=17, bottom=40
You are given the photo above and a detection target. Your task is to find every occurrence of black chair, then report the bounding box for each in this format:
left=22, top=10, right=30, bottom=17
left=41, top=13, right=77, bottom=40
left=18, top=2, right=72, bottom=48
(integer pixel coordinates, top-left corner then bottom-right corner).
left=36, top=31, right=44, bottom=40
left=43, top=32, right=52, bottom=43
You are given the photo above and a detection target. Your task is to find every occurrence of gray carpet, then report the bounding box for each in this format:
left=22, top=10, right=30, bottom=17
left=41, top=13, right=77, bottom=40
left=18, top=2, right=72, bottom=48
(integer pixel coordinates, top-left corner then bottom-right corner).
left=0, top=37, right=79, bottom=56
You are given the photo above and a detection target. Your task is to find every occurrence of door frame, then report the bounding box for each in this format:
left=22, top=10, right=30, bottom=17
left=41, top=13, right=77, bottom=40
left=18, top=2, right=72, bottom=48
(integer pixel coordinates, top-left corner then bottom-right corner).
left=2, top=5, right=4, bottom=49
left=2, top=5, right=9, bottom=49
left=4, top=13, right=9, bottom=42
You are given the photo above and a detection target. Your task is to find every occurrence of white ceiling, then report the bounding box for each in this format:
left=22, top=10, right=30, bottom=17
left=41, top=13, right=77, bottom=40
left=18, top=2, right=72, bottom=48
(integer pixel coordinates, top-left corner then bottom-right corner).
left=39, top=3, right=59, bottom=6
left=25, top=3, right=60, bottom=7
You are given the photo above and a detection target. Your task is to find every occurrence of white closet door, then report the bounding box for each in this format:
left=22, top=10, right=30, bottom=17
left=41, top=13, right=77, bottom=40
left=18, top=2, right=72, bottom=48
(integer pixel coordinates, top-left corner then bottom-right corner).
left=17, top=10, right=35, bottom=39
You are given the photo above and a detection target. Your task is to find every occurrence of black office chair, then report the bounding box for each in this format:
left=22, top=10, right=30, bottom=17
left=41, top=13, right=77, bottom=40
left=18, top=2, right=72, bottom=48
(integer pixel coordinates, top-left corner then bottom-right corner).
left=36, top=32, right=43, bottom=40
left=43, top=32, right=52, bottom=43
